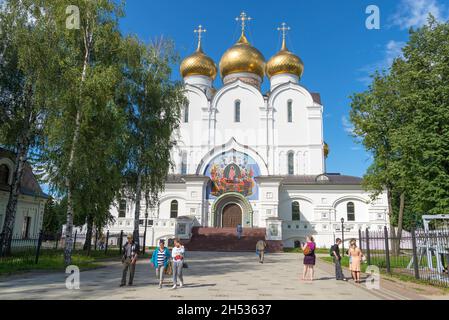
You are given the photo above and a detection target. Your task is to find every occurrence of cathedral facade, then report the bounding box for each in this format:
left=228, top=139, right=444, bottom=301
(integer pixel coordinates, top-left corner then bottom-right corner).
left=107, top=14, right=389, bottom=248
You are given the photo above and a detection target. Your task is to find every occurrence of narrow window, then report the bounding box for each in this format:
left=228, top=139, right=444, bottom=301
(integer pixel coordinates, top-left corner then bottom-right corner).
left=288, top=152, right=294, bottom=175
left=22, top=216, right=31, bottom=239
left=181, top=152, right=187, bottom=175
left=184, top=104, right=189, bottom=123
left=118, top=200, right=126, bottom=218
left=170, top=200, right=179, bottom=219
left=235, top=101, right=241, bottom=123
left=347, top=202, right=355, bottom=221
left=292, top=202, right=300, bottom=221
left=0, top=164, right=9, bottom=185
left=287, top=100, right=293, bottom=123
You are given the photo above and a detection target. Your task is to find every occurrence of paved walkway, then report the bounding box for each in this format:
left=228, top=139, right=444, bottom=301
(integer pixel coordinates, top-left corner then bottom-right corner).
left=0, top=252, right=428, bottom=300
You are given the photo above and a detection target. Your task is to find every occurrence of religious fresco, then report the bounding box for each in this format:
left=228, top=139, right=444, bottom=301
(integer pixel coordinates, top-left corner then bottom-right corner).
left=205, top=150, right=260, bottom=200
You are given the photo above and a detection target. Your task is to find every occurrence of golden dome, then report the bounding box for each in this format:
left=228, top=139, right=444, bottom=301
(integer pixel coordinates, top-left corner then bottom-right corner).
left=219, top=33, right=266, bottom=79
left=180, top=43, right=217, bottom=80
left=324, top=142, right=330, bottom=159
left=266, top=39, right=304, bottom=79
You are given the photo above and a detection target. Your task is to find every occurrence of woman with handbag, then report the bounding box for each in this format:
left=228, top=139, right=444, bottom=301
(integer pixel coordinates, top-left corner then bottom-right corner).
left=151, top=239, right=171, bottom=288
left=348, top=239, right=363, bottom=283
left=301, top=236, right=316, bottom=281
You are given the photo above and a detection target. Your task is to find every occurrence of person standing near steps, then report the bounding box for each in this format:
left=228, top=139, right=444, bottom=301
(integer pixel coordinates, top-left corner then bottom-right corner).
left=120, top=234, right=138, bottom=287
left=151, top=239, right=171, bottom=288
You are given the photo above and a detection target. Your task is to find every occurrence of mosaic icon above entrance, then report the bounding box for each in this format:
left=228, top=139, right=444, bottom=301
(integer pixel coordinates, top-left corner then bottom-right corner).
left=205, top=150, right=260, bottom=200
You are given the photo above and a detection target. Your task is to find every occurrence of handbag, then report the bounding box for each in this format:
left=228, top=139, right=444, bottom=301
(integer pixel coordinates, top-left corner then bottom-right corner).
left=164, top=261, right=173, bottom=275
left=183, top=262, right=189, bottom=269
left=303, top=244, right=311, bottom=256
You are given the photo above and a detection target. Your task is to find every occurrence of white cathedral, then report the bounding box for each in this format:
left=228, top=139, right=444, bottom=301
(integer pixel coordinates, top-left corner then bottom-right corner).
left=107, top=13, right=389, bottom=249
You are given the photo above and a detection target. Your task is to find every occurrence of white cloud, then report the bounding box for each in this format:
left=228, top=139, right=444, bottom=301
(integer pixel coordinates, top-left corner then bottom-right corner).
left=357, top=40, right=405, bottom=85
left=391, top=0, right=449, bottom=29
left=342, top=116, right=355, bottom=135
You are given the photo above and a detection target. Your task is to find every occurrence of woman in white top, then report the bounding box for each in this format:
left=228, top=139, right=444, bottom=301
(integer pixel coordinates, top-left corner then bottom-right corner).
left=171, top=238, right=185, bottom=289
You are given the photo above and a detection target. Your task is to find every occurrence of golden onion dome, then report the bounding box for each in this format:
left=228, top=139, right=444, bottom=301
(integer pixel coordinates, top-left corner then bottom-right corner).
left=324, top=142, right=330, bottom=159
left=180, top=42, right=217, bottom=80
left=219, top=33, right=266, bottom=79
left=266, top=38, right=304, bottom=79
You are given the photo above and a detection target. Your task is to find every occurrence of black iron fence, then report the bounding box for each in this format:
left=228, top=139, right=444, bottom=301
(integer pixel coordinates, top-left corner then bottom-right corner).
left=358, top=227, right=449, bottom=287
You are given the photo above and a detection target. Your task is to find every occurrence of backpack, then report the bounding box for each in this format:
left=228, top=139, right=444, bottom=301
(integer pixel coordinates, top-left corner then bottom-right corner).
left=329, top=247, right=334, bottom=257
left=303, top=244, right=311, bottom=256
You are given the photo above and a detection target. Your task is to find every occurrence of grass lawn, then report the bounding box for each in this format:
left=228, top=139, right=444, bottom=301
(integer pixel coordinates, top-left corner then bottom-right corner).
left=283, top=247, right=330, bottom=254
left=0, top=249, right=123, bottom=276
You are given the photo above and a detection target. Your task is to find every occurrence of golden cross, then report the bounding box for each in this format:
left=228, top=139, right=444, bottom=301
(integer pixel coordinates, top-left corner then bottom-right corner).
left=277, top=22, right=291, bottom=42
left=194, top=25, right=207, bottom=42
left=236, top=11, right=252, bottom=33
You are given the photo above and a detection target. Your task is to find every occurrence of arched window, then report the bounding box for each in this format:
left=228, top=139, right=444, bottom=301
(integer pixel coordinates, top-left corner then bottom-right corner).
left=347, top=202, right=355, bottom=221
left=181, top=152, right=187, bottom=175
left=287, top=100, right=293, bottom=123
left=288, top=152, right=294, bottom=175
left=234, top=101, right=241, bottom=123
left=170, top=200, right=179, bottom=219
left=0, top=164, right=9, bottom=185
left=292, top=201, right=300, bottom=221
left=183, top=104, right=189, bottom=123
left=118, top=200, right=126, bottom=218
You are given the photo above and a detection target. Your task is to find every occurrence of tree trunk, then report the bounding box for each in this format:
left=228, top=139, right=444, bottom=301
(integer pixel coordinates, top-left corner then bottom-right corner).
left=0, top=84, right=34, bottom=256
left=0, top=142, right=29, bottom=256
left=133, top=170, right=142, bottom=250
left=395, top=192, right=406, bottom=254
left=83, top=213, right=94, bottom=252
left=63, top=22, right=94, bottom=266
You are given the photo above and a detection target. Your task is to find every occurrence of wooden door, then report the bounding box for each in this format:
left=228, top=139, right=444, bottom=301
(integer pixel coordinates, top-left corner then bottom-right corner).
left=222, top=204, right=242, bottom=228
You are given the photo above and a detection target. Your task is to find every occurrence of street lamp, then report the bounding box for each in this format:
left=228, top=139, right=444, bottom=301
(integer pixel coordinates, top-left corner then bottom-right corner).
left=341, top=217, right=345, bottom=257
left=143, top=212, right=148, bottom=255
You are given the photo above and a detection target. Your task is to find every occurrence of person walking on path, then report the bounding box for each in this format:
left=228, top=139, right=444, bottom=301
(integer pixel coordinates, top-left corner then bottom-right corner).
left=171, top=239, right=185, bottom=289
left=348, top=239, right=363, bottom=283
left=331, top=238, right=348, bottom=281
left=302, top=236, right=316, bottom=281
left=256, top=239, right=267, bottom=264
left=151, top=239, right=171, bottom=288
left=120, top=234, right=138, bottom=287
left=236, top=224, right=243, bottom=240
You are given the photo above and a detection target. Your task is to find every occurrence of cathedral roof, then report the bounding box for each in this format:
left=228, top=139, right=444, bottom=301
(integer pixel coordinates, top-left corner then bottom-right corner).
left=0, top=148, right=49, bottom=199
left=281, top=174, right=363, bottom=185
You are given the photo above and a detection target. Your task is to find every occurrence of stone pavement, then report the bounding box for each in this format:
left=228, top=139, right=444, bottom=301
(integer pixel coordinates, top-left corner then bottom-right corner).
left=0, top=252, right=426, bottom=300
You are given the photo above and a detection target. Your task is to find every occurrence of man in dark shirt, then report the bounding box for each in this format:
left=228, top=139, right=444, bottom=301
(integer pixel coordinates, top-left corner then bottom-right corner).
left=331, top=238, right=347, bottom=281
left=120, top=234, right=138, bottom=287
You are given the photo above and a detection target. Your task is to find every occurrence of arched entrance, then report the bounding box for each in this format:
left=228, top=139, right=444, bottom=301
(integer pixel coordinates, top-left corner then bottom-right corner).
left=222, top=203, right=242, bottom=228
left=211, top=192, right=253, bottom=228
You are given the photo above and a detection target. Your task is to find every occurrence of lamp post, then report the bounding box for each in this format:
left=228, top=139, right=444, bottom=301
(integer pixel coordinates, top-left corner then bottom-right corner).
left=341, top=217, right=345, bottom=257
left=143, top=212, right=148, bottom=255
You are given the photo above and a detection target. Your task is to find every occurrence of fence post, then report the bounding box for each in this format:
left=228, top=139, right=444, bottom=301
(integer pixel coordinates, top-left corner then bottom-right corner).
left=105, top=230, right=109, bottom=255
left=365, top=228, right=371, bottom=266
left=411, top=228, right=420, bottom=280
left=384, top=226, right=391, bottom=274
left=73, top=230, right=77, bottom=251
left=35, top=231, right=43, bottom=264
left=0, top=232, right=3, bottom=257
left=359, top=228, right=363, bottom=252
left=119, top=230, right=123, bottom=255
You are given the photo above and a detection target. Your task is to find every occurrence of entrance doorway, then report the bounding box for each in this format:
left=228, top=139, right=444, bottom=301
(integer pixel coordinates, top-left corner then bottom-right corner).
left=222, top=203, right=242, bottom=228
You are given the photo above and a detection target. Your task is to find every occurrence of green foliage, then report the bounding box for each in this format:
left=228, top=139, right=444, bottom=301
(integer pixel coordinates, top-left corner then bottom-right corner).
left=42, top=197, right=67, bottom=235
left=350, top=16, right=449, bottom=225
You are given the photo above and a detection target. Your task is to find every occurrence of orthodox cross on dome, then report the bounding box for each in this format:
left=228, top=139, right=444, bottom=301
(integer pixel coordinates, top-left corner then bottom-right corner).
left=277, top=22, right=291, bottom=50
left=236, top=11, right=252, bottom=34
left=194, top=25, right=207, bottom=51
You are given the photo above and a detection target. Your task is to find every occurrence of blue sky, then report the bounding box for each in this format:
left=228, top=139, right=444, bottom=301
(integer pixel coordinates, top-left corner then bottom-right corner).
left=118, top=0, right=449, bottom=178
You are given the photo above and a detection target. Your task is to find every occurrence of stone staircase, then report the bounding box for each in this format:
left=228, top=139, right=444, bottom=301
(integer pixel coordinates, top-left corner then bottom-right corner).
left=185, top=227, right=282, bottom=252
